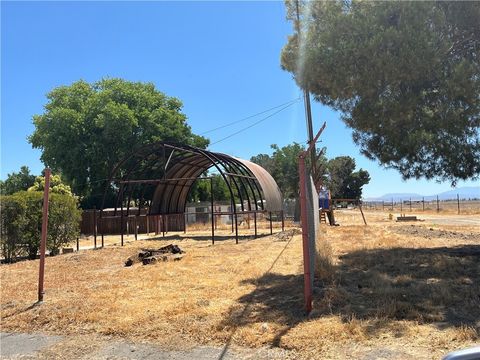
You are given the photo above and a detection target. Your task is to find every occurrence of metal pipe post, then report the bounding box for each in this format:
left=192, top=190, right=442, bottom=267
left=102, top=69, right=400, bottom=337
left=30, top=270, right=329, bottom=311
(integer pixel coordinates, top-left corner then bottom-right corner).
left=269, top=212, right=273, bottom=235
left=93, top=207, right=97, bottom=249
left=422, top=197, right=425, bottom=211
left=38, top=168, right=51, bottom=303
left=437, top=195, right=439, bottom=212
left=162, top=215, right=165, bottom=237
left=100, top=209, right=104, bottom=248
left=184, top=213, right=187, bottom=234
left=281, top=210, right=285, bottom=232
left=457, top=194, right=460, bottom=214
left=76, top=237, right=79, bottom=252
left=234, top=212, right=239, bottom=244
left=121, top=212, right=124, bottom=246
left=254, top=211, right=257, bottom=239
left=210, top=178, right=215, bottom=245
left=134, top=216, right=138, bottom=240
left=409, top=198, right=412, bottom=212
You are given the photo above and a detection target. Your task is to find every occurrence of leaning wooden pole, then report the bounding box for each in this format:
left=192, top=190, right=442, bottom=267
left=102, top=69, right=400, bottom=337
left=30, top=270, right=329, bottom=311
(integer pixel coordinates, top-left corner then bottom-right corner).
left=38, top=168, right=51, bottom=303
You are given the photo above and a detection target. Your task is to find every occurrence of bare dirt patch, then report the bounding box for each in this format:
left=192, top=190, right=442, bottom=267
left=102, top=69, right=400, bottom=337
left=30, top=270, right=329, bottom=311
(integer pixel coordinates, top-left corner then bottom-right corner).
left=392, top=225, right=480, bottom=242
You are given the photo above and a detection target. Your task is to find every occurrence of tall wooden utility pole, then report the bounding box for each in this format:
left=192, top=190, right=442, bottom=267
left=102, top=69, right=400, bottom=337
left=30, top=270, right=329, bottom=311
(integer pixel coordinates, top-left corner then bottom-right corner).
left=295, top=0, right=316, bottom=179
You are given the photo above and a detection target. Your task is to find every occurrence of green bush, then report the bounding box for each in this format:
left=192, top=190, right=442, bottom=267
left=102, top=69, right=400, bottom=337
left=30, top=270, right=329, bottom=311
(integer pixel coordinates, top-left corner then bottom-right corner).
left=0, top=191, right=81, bottom=261
left=0, top=195, right=27, bottom=262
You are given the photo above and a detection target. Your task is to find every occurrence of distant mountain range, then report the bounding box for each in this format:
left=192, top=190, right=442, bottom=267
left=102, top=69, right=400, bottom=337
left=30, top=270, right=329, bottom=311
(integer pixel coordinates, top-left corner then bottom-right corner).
left=364, top=186, right=480, bottom=201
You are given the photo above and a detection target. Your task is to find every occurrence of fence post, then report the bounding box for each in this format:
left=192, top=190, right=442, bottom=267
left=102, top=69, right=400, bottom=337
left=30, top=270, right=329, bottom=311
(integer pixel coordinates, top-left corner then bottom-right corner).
left=382, top=201, right=384, bottom=211
left=38, top=168, right=50, bottom=303
left=457, top=194, right=460, bottom=214
left=400, top=199, right=402, bottom=213
left=436, top=195, right=439, bottom=213
left=93, top=206, right=97, bottom=249
left=210, top=178, right=215, bottom=245
left=184, top=213, right=187, bottom=234
left=120, top=210, right=124, bottom=246
left=409, top=198, right=412, bottom=212
left=100, top=209, right=104, bottom=248
left=422, top=197, right=425, bottom=211
left=391, top=198, right=394, bottom=211
left=269, top=212, right=273, bottom=235
left=134, top=216, right=138, bottom=241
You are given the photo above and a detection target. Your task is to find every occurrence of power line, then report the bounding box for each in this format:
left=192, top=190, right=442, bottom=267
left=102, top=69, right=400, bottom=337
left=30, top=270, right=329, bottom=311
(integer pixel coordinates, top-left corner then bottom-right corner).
left=199, top=97, right=301, bottom=136
left=209, top=100, right=299, bottom=146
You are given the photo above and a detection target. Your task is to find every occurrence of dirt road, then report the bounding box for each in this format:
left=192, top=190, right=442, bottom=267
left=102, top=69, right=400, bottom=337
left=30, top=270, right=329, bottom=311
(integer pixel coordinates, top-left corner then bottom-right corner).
left=0, top=332, right=294, bottom=360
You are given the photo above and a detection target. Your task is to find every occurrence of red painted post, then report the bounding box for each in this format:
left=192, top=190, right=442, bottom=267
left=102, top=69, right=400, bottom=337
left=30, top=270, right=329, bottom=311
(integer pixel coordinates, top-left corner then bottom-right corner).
left=298, top=154, right=312, bottom=314
left=93, top=206, right=97, bottom=249
left=38, top=168, right=51, bottom=303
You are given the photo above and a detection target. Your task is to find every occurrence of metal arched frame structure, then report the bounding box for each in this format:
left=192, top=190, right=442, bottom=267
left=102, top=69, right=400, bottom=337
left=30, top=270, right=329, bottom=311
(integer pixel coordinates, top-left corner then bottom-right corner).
left=98, top=142, right=284, bottom=244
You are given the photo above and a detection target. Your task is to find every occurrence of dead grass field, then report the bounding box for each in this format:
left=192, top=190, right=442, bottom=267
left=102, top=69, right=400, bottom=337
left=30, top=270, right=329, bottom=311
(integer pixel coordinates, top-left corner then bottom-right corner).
left=1, top=211, right=479, bottom=359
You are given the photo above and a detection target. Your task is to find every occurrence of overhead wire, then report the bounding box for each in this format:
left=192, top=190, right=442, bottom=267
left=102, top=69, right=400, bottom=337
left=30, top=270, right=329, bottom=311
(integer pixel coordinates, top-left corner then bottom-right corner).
left=199, top=97, right=301, bottom=135
left=209, top=99, right=300, bottom=146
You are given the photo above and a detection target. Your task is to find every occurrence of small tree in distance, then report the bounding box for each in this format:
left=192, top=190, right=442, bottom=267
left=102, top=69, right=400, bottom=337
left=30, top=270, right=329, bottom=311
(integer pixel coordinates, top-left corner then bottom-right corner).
left=0, top=166, right=36, bottom=195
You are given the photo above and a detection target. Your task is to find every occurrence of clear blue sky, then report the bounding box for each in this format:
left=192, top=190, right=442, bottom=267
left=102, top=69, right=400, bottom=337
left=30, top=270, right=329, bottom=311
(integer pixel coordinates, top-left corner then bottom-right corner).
left=1, top=1, right=478, bottom=198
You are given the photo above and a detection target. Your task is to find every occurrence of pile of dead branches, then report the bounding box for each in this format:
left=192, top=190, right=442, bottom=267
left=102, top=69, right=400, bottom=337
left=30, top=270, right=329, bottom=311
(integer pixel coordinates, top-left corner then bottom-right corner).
left=125, top=244, right=185, bottom=266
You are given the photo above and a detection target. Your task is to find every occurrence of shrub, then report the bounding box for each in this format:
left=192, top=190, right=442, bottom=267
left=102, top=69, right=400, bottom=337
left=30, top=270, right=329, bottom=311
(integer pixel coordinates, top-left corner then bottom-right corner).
left=47, top=193, right=81, bottom=255
left=0, top=195, right=27, bottom=262
left=0, top=191, right=81, bottom=261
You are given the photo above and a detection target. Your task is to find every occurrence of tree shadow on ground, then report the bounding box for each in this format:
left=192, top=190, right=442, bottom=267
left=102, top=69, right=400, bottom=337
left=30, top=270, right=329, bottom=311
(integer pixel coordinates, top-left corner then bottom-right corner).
left=218, top=244, right=480, bottom=356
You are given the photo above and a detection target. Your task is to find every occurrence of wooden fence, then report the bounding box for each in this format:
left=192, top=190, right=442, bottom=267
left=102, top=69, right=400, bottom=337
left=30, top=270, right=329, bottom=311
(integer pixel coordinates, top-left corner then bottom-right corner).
left=80, top=210, right=184, bottom=235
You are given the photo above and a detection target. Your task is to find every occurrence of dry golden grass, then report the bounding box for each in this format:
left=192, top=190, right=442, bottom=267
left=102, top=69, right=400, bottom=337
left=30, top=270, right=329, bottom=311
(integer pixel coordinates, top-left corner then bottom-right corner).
left=1, top=211, right=479, bottom=359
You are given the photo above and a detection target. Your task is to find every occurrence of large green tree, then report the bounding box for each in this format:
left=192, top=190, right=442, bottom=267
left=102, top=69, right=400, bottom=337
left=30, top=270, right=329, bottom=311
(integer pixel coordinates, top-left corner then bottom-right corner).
left=0, top=166, right=36, bottom=195
left=187, top=174, right=230, bottom=202
left=251, top=143, right=328, bottom=199
left=326, top=156, right=370, bottom=199
left=282, top=1, right=480, bottom=184
left=29, top=78, right=208, bottom=208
